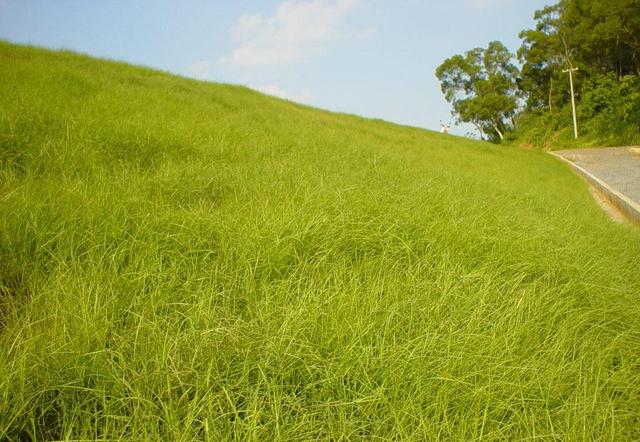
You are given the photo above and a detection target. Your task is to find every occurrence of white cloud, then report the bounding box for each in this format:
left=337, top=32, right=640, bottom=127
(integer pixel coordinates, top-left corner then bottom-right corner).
left=251, top=84, right=313, bottom=103
left=467, top=0, right=511, bottom=7
left=221, top=0, right=360, bottom=67
left=187, top=60, right=213, bottom=79
left=354, top=26, right=376, bottom=40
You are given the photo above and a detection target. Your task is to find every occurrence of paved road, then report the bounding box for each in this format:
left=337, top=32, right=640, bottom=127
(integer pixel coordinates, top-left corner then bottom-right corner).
left=555, top=147, right=640, bottom=204
left=554, top=146, right=640, bottom=224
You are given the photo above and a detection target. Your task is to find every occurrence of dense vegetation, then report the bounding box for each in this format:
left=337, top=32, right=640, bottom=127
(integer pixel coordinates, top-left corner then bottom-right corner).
left=437, top=0, right=640, bottom=148
left=1, top=41, right=640, bottom=440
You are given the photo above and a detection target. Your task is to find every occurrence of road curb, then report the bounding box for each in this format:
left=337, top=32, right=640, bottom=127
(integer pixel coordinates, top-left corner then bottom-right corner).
left=550, top=151, right=640, bottom=225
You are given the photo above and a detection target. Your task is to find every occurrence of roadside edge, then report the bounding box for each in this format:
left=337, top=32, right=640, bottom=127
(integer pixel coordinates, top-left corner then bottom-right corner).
left=550, top=151, right=640, bottom=225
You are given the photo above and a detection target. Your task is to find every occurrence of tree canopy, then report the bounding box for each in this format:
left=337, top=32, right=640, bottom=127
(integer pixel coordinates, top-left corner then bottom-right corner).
left=436, top=0, right=640, bottom=146
left=436, top=41, right=518, bottom=142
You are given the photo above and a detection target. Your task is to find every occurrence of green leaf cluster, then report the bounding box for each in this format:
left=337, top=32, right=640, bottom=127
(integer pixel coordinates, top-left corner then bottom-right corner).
left=437, top=0, right=640, bottom=147
left=436, top=42, right=518, bottom=142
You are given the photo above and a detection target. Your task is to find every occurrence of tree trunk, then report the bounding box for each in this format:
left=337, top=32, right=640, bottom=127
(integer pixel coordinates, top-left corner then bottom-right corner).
left=617, top=34, right=622, bottom=82
left=548, top=77, right=553, bottom=113
left=493, top=122, right=504, bottom=141
left=472, top=122, right=485, bottom=141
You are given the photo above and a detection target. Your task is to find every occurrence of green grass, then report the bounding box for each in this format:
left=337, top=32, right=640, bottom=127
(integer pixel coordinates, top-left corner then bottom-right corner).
left=1, top=41, right=639, bottom=440
left=511, top=107, right=640, bottom=151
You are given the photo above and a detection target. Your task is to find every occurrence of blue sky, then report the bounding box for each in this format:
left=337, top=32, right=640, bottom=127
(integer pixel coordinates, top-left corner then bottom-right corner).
left=0, top=0, right=554, bottom=135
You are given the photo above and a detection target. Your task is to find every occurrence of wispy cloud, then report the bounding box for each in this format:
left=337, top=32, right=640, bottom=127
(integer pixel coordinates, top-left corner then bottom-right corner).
left=467, top=0, right=512, bottom=8
left=251, top=84, right=313, bottom=103
left=221, top=0, right=361, bottom=68
left=187, top=60, right=213, bottom=79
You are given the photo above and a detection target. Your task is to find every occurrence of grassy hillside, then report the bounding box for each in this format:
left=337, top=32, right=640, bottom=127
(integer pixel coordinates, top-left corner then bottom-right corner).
left=511, top=109, right=640, bottom=151
left=1, top=41, right=639, bottom=440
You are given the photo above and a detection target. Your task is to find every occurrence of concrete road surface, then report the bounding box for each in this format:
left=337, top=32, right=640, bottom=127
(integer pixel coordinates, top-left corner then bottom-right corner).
left=553, top=146, right=640, bottom=223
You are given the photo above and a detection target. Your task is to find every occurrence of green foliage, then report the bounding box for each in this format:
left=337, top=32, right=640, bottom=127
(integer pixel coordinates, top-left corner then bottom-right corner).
left=578, top=73, right=621, bottom=120
left=512, top=0, right=640, bottom=148
left=620, top=75, right=640, bottom=128
left=517, top=4, right=565, bottom=112
left=511, top=73, right=640, bottom=149
left=436, top=42, right=518, bottom=142
left=1, top=41, right=640, bottom=440
left=577, top=73, right=640, bottom=141
left=561, top=0, right=640, bottom=77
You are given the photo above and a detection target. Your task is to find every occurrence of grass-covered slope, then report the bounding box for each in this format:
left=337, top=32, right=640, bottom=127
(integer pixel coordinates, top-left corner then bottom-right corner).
left=1, top=41, right=639, bottom=440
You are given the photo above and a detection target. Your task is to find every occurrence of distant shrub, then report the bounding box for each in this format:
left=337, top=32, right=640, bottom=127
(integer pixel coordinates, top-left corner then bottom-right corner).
left=512, top=74, right=640, bottom=149
left=578, top=73, right=640, bottom=144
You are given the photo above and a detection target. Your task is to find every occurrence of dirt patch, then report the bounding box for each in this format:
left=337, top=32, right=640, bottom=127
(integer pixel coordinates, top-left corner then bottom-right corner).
left=589, top=186, right=627, bottom=224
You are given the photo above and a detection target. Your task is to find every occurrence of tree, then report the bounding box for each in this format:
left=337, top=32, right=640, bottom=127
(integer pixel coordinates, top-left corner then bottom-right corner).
left=519, top=0, right=640, bottom=94
left=515, top=0, right=640, bottom=141
left=560, top=0, right=640, bottom=78
left=518, top=4, right=566, bottom=112
left=436, top=41, right=519, bottom=142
